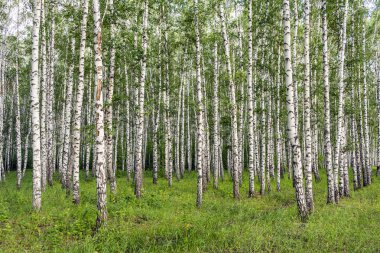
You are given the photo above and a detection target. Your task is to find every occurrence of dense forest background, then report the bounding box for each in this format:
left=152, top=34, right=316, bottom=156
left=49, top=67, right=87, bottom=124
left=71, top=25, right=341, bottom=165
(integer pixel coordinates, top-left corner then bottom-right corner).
left=0, top=0, right=380, bottom=251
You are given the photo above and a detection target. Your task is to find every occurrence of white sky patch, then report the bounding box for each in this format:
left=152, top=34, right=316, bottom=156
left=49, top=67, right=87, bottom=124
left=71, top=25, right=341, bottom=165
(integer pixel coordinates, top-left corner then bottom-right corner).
left=5, top=0, right=31, bottom=39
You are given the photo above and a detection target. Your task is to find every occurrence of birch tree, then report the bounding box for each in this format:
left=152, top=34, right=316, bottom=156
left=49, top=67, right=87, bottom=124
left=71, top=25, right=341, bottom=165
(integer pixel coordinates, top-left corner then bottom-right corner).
left=334, top=0, right=348, bottom=199
left=105, top=0, right=117, bottom=194
left=63, top=38, right=75, bottom=194
left=31, top=0, right=42, bottom=210
left=247, top=0, right=255, bottom=197
left=220, top=2, right=239, bottom=199
left=303, top=0, right=313, bottom=212
left=134, top=0, right=148, bottom=198
left=282, top=0, right=307, bottom=219
left=362, top=24, right=371, bottom=186
left=322, top=0, right=335, bottom=204
left=40, top=0, right=48, bottom=191
left=194, top=0, right=205, bottom=207
left=15, top=4, right=22, bottom=189
left=212, top=41, right=220, bottom=189
left=46, top=2, right=56, bottom=186
left=93, top=0, right=107, bottom=227
left=72, top=0, right=89, bottom=204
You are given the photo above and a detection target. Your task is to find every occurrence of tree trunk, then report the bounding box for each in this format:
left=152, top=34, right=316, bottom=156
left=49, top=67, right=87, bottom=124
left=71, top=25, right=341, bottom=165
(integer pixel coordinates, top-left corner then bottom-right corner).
left=63, top=38, right=75, bottom=195
left=105, top=0, right=117, bottom=194
left=322, top=0, right=335, bottom=204
left=175, top=76, right=182, bottom=181
left=31, top=0, right=42, bottom=210
left=85, top=57, right=93, bottom=181
left=124, top=65, right=131, bottom=182
left=213, top=42, right=220, bottom=189
left=357, top=84, right=366, bottom=187
left=93, top=0, right=107, bottom=227
left=260, top=96, right=266, bottom=195
left=334, top=0, right=348, bottom=201
left=276, top=52, right=281, bottom=191
left=72, top=0, right=89, bottom=204
left=47, top=6, right=56, bottom=187
left=187, top=75, right=192, bottom=172
left=247, top=1, right=255, bottom=196
left=134, top=0, right=148, bottom=198
left=23, top=127, right=31, bottom=177
left=152, top=53, right=161, bottom=184
left=282, top=0, right=307, bottom=220
left=303, top=0, right=313, bottom=213
left=220, top=3, right=239, bottom=199
left=40, top=0, right=47, bottom=191
left=362, top=25, right=371, bottom=185
left=15, top=24, right=22, bottom=189
left=180, top=68, right=186, bottom=178
left=194, top=0, right=205, bottom=207
left=292, top=0, right=299, bottom=133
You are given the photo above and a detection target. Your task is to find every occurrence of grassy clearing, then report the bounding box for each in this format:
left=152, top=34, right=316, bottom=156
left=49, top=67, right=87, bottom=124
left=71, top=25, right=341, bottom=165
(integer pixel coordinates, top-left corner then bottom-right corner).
left=0, top=169, right=379, bottom=252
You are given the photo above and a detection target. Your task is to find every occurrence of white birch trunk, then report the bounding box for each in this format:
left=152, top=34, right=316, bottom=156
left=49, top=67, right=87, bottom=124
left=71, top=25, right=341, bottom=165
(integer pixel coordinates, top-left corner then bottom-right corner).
left=303, top=0, right=313, bottom=213
left=85, top=56, right=93, bottom=180
left=213, top=41, right=220, bottom=189
left=93, top=0, right=107, bottom=227
left=175, top=77, right=182, bottom=181
left=124, top=65, right=131, bottom=182
left=237, top=18, right=244, bottom=186
left=276, top=52, right=281, bottom=191
left=31, top=0, right=42, bottom=210
left=0, top=46, right=2, bottom=182
left=152, top=58, right=161, bottom=184
left=322, top=0, right=335, bottom=203
left=15, top=39, right=22, bottom=189
left=63, top=38, right=75, bottom=193
left=72, top=0, right=89, bottom=204
left=334, top=0, right=348, bottom=200
left=105, top=0, right=117, bottom=194
left=187, top=74, right=192, bottom=172
left=282, top=0, right=307, bottom=219
left=292, top=0, right=299, bottom=133
left=194, top=0, right=205, bottom=207
left=260, top=97, right=266, bottom=195
left=40, top=0, right=47, bottom=191
left=47, top=9, right=56, bottom=186
left=134, top=0, right=148, bottom=198
left=362, top=25, right=371, bottom=185
left=23, top=127, right=31, bottom=177
left=180, top=68, right=186, bottom=178
left=220, top=3, right=239, bottom=199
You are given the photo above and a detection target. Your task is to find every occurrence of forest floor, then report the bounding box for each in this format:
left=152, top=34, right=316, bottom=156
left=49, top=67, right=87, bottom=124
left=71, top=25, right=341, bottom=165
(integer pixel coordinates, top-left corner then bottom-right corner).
left=0, top=169, right=380, bottom=252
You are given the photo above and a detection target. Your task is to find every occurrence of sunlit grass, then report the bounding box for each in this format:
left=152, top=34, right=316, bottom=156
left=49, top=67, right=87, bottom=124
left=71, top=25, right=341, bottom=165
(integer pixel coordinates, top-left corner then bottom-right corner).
left=0, top=168, right=379, bottom=252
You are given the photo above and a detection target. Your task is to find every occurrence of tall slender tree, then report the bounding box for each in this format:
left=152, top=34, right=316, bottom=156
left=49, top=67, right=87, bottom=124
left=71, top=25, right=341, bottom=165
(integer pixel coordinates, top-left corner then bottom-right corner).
left=194, top=0, right=205, bottom=207
left=220, top=2, right=239, bottom=199
left=134, top=0, right=149, bottom=198
left=303, top=0, right=313, bottom=213
left=15, top=2, right=22, bottom=189
left=93, top=0, right=107, bottom=227
left=282, top=0, right=307, bottom=219
left=247, top=0, right=255, bottom=197
left=212, top=41, right=220, bottom=189
left=31, top=0, right=42, bottom=210
left=72, top=0, right=89, bottom=204
left=322, top=0, right=335, bottom=204
left=105, top=0, right=117, bottom=194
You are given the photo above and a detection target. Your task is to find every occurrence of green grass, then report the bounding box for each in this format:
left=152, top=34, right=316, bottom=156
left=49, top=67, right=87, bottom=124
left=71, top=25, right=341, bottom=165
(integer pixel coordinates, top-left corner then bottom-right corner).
left=0, top=169, right=379, bottom=252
